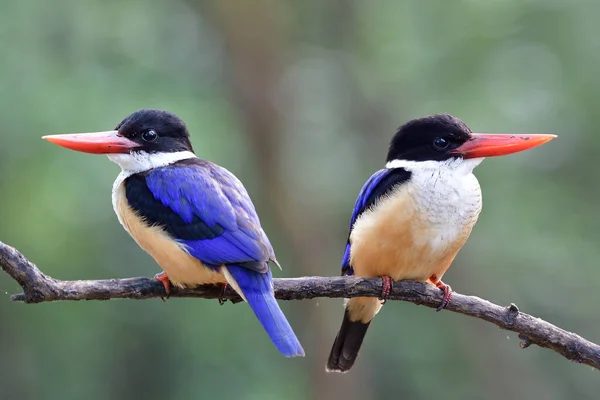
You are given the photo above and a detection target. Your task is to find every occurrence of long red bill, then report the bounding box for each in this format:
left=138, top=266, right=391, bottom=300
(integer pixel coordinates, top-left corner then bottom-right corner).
left=42, top=131, right=139, bottom=154
left=450, top=133, right=557, bottom=159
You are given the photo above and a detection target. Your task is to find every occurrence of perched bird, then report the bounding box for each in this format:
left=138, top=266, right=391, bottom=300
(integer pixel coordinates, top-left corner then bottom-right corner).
left=43, top=109, right=304, bottom=357
left=326, top=114, right=556, bottom=372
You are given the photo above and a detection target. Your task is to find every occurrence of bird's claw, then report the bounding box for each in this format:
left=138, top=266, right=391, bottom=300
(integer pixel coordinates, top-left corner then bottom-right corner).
left=435, top=281, right=452, bottom=312
left=218, top=283, right=228, bottom=305
left=380, top=276, right=393, bottom=304
left=154, top=271, right=171, bottom=301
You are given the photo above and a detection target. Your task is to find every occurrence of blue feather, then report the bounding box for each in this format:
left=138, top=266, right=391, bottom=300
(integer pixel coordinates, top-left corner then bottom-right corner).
left=132, top=160, right=303, bottom=356
left=146, top=167, right=237, bottom=229
left=144, top=164, right=272, bottom=270
left=341, top=169, right=391, bottom=268
left=226, top=265, right=304, bottom=357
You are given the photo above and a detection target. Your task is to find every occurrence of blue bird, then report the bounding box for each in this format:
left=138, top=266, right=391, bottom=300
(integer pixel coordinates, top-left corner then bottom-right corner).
left=43, top=109, right=304, bottom=358
left=326, top=114, right=556, bottom=372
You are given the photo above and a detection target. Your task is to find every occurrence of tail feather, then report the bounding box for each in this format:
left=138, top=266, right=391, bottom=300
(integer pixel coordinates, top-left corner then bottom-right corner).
left=326, top=309, right=371, bottom=372
left=224, top=265, right=305, bottom=357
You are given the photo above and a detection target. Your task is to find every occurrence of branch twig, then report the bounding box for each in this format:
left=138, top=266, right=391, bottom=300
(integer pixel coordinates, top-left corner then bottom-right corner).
left=1, top=240, right=599, bottom=370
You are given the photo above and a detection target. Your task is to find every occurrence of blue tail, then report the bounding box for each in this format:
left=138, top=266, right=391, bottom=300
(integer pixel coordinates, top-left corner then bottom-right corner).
left=225, top=265, right=305, bottom=357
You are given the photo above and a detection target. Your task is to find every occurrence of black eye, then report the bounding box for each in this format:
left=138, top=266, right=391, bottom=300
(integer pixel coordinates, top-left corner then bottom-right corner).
left=433, top=137, right=450, bottom=150
left=141, top=130, right=158, bottom=142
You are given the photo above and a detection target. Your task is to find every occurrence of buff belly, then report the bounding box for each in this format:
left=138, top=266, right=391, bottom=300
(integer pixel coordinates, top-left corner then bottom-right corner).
left=349, top=193, right=474, bottom=282
left=346, top=171, right=482, bottom=323
left=112, top=180, right=226, bottom=288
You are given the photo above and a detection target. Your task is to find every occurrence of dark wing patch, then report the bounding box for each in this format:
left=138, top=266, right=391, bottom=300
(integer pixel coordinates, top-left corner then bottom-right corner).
left=125, top=173, right=225, bottom=240
left=124, top=158, right=272, bottom=274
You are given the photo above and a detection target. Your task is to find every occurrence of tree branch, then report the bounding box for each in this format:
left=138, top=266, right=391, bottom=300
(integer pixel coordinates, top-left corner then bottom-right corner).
left=2, top=240, right=599, bottom=370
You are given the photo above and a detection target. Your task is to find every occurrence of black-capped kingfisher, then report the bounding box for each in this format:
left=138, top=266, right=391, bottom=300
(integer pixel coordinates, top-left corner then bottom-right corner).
left=326, top=114, right=556, bottom=372
left=43, top=109, right=304, bottom=358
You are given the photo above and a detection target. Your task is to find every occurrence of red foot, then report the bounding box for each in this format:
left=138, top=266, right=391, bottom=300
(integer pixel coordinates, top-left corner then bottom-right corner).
left=218, top=283, right=228, bottom=305
left=434, top=280, right=453, bottom=312
left=154, top=271, right=171, bottom=300
left=380, top=276, right=393, bottom=304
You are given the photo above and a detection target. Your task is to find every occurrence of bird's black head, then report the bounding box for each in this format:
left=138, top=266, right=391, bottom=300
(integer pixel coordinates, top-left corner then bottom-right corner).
left=42, top=110, right=557, bottom=166
left=387, top=114, right=472, bottom=162
left=116, top=109, right=194, bottom=153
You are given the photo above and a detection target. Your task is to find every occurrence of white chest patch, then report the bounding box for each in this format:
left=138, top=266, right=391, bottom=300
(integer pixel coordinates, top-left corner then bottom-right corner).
left=349, top=157, right=484, bottom=282
left=392, top=158, right=483, bottom=250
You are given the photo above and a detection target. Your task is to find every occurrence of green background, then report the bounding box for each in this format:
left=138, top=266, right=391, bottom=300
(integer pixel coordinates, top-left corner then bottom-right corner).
left=1, top=1, right=598, bottom=399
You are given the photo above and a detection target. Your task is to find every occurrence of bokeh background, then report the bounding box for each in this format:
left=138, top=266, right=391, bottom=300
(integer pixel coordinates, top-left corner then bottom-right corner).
left=0, top=1, right=598, bottom=399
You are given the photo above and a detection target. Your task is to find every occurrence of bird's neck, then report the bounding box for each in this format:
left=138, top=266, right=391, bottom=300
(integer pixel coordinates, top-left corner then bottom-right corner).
left=385, top=157, right=484, bottom=176
left=108, top=150, right=197, bottom=177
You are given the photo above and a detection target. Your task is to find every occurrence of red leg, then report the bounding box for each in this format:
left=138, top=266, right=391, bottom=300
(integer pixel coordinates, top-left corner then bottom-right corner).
left=154, top=271, right=171, bottom=300
left=430, top=276, right=452, bottom=312
left=218, top=283, right=228, bottom=305
left=380, top=276, right=393, bottom=304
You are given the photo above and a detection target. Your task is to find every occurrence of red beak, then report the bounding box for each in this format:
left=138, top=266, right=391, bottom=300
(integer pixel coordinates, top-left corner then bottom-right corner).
left=450, top=133, right=557, bottom=159
left=42, top=131, right=139, bottom=154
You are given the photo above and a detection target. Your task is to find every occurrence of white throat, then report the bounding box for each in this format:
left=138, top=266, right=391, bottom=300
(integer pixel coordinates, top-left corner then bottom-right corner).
left=385, top=157, right=484, bottom=175
left=108, top=151, right=196, bottom=177
left=382, top=156, right=484, bottom=231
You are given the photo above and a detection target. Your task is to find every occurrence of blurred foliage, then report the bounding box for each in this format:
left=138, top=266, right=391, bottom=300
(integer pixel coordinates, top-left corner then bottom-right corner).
left=1, top=0, right=599, bottom=399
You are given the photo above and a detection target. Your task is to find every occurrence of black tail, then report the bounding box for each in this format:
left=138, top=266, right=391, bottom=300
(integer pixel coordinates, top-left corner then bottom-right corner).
left=326, top=309, right=371, bottom=373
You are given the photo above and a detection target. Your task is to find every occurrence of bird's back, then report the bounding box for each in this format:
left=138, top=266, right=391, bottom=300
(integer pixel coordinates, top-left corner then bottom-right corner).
left=112, top=167, right=227, bottom=287
left=111, top=157, right=274, bottom=287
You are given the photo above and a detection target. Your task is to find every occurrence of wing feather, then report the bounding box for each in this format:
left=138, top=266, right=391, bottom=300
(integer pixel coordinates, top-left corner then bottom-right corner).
left=125, top=159, right=272, bottom=273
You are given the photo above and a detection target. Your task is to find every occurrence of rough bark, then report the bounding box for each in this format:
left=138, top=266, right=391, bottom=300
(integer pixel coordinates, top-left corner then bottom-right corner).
left=1, top=240, right=599, bottom=371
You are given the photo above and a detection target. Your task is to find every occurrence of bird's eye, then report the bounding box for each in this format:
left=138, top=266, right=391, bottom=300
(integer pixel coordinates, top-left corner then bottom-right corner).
left=433, top=137, right=450, bottom=150
left=141, top=130, right=158, bottom=142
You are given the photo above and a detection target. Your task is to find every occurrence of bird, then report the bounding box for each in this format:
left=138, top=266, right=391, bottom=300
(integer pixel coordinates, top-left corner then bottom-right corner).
left=42, top=109, right=304, bottom=358
left=326, top=114, right=556, bottom=372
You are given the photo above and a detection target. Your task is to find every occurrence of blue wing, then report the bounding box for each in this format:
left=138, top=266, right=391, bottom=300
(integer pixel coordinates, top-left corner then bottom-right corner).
left=125, top=158, right=274, bottom=272
left=341, top=167, right=412, bottom=274
left=125, top=158, right=304, bottom=357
